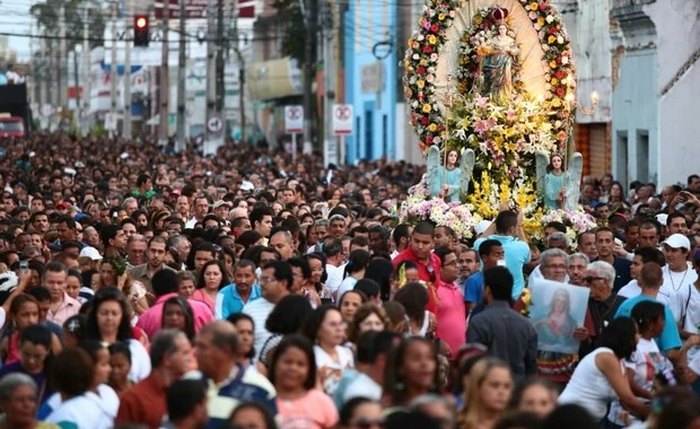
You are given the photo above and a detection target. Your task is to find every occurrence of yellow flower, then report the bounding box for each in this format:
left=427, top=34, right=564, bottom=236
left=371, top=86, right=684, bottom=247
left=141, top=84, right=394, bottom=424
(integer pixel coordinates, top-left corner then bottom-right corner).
left=537, top=17, right=545, bottom=26
left=427, top=35, right=437, bottom=45
left=551, top=98, right=562, bottom=108
left=548, top=35, right=556, bottom=44
left=438, top=13, right=446, bottom=20
left=417, top=80, right=425, bottom=89
left=428, top=123, right=437, bottom=132
left=551, top=77, right=559, bottom=85
left=422, top=104, right=432, bottom=113
left=530, top=2, right=539, bottom=11
left=549, top=60, right=557, bottom=68
left=474, top=15, right=483, bottom=25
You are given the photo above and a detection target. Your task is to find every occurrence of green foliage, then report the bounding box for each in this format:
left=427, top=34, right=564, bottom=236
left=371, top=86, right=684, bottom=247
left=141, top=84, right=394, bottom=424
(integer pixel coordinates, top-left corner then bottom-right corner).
left=272, top=0, right=306, bottom=62
left=30, top=0, right=106, bottom=49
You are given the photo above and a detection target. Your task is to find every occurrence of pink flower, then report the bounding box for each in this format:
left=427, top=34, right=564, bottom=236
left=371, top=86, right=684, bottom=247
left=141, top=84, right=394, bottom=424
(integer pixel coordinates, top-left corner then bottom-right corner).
left=475, top=95, right=489, bottom=108
left=506, top=108, right=517, bottom=121
left=474, top=119, right=494, bottom=135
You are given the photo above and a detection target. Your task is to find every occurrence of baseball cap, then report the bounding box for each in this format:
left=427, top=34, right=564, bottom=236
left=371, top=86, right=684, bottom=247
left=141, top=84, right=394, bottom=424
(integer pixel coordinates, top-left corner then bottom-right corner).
left=79, top=246, right=103, bottom=261
left=475, top=219, right=492, bottom=236
left=213, top=200, right=232, bottom=209
left=663, top=233, right=691, bottom=250
left=655, top=213, right=668, bottom=226
left=240, top=181, right=255, bottom=192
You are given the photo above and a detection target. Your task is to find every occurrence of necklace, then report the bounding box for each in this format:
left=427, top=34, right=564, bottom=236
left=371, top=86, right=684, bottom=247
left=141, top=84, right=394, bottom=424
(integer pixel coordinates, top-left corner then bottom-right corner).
left=668, top=267, right=689, bottom=292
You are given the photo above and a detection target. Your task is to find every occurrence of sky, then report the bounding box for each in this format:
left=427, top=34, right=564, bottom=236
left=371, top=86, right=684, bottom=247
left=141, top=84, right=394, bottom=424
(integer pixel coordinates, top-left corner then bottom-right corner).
left=2, top=0, right=39, bottom=61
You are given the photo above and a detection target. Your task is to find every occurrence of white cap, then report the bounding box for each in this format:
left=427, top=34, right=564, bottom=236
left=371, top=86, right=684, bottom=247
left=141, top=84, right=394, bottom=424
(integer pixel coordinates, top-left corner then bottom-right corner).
left=663, top=233, right=691, bottom=250
left=79, top=246, right=103, bottom=261
left=655, top=213, right=668, bottom=226
left=240, top=181, right=255, bottom=192
left=475, top=220, right=492, bottom=236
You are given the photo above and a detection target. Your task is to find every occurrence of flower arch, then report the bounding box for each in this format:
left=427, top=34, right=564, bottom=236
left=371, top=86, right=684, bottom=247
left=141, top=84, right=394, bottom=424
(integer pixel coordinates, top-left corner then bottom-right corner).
left=403, top=0, right=577, bottom=153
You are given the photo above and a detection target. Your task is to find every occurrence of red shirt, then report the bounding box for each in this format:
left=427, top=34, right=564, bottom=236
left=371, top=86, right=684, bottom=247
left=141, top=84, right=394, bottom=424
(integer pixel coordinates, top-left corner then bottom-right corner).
left=116, top=372, right=167, bottom=429
left=392, top=247, right=441, bottom=314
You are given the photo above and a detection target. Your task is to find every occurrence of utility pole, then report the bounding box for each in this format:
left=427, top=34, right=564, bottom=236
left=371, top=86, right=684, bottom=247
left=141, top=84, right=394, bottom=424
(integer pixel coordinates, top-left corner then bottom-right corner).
left=322, top=1, right=336, bottom=160
left=82, top=6, right=91, bottom=135
left=216, top=0, right=225, bottom=113
left=175, top=0, right=187, bottom=152
left=123, top=1, right=133, bottom=138
left=300, top=0, right=317, bottom=152
left=110, top=1, right=119, bottom=136
left=159, top=0, right=170, bottom=146
left=205, top=0, right=223, bottom=155
left=232, top=0, right=245, bottom=143
left=59, top=4, right=67, bottom=109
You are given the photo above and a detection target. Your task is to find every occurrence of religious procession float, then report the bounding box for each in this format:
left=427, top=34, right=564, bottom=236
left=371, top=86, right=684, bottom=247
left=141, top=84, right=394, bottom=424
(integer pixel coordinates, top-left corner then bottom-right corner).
left=399, top=0, right=597, bottom=244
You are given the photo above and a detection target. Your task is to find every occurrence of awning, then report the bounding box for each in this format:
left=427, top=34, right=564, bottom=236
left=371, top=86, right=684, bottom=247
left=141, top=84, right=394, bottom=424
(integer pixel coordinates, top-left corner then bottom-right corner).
left=246, top=57, right=303, bottom=101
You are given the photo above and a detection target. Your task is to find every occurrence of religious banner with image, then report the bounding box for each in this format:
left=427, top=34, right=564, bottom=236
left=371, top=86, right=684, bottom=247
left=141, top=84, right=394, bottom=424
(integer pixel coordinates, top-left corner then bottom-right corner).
left=530, top=278, right=590, bottom=354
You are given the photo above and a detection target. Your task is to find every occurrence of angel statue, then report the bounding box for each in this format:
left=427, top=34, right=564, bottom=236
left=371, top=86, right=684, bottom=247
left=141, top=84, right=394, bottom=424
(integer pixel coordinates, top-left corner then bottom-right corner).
left=476, top=8, right=519, bottom=103
left=427, top=146, right=476, bottom=203
left=536, top=151, right=584, bottom=211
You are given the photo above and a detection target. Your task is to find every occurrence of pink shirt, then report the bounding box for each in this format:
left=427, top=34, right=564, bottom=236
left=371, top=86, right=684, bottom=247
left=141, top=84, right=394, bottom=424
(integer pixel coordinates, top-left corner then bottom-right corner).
left=47, top=293, right=81, bottom=326
left=276, top=389, right=338, bottom=429
left=136, top=293, right=213, bottom=339
left=190, top=289, right=215, bottom=314
left=436, top=281, right=466, bottom=357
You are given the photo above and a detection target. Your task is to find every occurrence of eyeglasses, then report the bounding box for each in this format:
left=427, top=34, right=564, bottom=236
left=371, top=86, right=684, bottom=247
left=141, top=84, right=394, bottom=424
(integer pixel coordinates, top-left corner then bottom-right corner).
left=583, top=276, right=606, bottom=284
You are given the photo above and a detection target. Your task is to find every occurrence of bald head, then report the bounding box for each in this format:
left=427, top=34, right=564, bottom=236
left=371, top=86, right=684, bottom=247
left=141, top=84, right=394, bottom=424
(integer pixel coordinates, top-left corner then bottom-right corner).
left=199, top=321, right=239, bottom=355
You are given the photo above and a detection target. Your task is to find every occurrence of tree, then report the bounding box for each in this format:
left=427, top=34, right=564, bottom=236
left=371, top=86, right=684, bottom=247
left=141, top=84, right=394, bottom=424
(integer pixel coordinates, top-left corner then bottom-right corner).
left=272, top=0, right=306, bottom=63
left=30, top=0, right=105, bottom=50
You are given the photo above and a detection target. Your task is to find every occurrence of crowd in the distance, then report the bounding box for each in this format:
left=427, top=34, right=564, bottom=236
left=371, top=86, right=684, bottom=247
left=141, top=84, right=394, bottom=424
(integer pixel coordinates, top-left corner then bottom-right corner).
left=0, top=133, right=699, bottom=429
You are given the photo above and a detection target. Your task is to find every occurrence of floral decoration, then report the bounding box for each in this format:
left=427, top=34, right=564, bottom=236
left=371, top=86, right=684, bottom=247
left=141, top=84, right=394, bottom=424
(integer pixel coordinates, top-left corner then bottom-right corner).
left=403, top=0, right=461, bottom=152
left=398, top=177, right=483, bottom=241
left=527, top=208, right=598, bottom=245
left=403, top=0, right=576, bottom=152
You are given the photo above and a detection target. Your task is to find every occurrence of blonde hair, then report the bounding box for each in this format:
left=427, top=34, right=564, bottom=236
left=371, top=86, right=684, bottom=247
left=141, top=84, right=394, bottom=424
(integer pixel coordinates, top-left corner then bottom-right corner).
left=458, top=358, right=512, bottom=429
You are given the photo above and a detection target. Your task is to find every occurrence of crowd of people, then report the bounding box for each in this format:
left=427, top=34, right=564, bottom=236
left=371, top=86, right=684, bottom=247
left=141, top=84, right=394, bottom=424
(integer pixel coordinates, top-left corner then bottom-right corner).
left=0, top=133, right=699, bottom=429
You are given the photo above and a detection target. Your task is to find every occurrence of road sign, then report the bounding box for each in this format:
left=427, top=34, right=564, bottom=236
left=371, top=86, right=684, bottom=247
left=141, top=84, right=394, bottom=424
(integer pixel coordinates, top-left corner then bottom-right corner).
left=284, top=105, right=303, bottom=134
left=105, top=113, right=118, bottom=131
left=207, top=115, right=223, bottom=133
left=332, top=104, right=353, bottom=136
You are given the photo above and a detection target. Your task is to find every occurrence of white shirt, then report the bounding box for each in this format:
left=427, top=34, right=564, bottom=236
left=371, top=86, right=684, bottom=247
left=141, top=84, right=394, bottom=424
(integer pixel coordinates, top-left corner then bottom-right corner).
left=242, top=297, right=275, bottom=356
left=314, top=344, right=354, bottom=395
left=325, top=264, right=344, bottom=295
left=128, top=339, right=152, bottom=382
left=664, top=264, right=698, bottom=323
left=46, top=384, right=119, bottom=429
left=343, top=372, right=382, bottom=403
left=185, top=216, right=199, bottom=229
left=336, top=276, right=357, bottom=300
left=617, top=279, right=671, bottom=306
left=559, top=347, right=618, bottom=420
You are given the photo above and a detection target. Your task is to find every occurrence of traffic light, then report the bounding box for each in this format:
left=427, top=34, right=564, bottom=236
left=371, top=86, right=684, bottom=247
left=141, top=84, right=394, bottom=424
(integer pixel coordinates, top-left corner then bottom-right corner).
left=134, top=15, right=149, bottom=47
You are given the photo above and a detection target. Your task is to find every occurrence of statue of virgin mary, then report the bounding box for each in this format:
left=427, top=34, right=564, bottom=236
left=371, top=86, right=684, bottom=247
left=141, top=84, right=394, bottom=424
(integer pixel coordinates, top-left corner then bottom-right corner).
left=476, top=8, right=519, bottom=103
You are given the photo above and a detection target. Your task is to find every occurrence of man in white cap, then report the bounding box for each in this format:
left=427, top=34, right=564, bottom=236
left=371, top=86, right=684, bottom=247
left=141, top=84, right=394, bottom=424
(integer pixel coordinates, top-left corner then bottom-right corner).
left=664, top=233, right=698, bottom=332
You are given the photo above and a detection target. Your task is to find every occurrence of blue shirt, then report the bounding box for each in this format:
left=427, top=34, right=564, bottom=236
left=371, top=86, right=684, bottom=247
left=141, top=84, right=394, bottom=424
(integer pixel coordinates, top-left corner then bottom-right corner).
left=474, top=234, right=530, bottom=299
left=216, top=283, right=262, bottom=320
left=615, top=295, right=682, bottom=352
left=464, top=272, right=484, bottom=304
